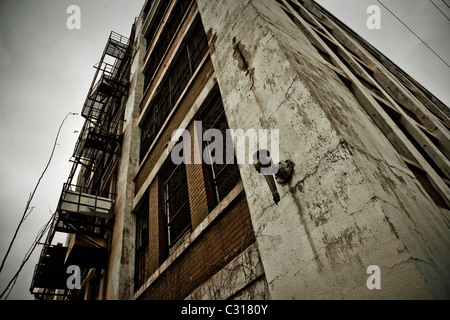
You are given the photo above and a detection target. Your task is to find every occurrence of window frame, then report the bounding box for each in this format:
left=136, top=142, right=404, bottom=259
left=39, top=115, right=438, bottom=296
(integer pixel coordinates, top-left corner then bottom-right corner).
left=162, top=161, right=192, bottom=249
left=198, top=89, right=242, bottom=206
left=134, top=197, right=149, bottom=291
left=140, top=16, right=209, bottom=161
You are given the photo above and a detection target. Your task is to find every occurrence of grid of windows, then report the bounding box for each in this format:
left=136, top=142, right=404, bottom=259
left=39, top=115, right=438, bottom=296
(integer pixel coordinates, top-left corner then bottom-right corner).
left=141, top=18, right=209, bottom=161
left=144, top=0, right=192, bottom=88
left=135, top=2, right=245, bottom=292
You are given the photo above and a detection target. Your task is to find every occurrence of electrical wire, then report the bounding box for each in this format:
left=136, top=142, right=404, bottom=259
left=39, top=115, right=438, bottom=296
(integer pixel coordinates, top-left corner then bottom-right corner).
left=0, top=112, right=77, bottom=276
left=377, top=0, right=450, bottom=69
left=430, top=0, right=450, bottom=22
left=441, top=0, right=450, bottom=9
left=0, top=212, right=55, bottom=299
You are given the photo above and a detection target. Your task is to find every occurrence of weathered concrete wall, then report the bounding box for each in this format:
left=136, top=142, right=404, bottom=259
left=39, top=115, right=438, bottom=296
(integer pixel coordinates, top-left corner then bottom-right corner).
left=105, top=20, right=145, bottom=299
left=196, top=0, right=450, bottom=299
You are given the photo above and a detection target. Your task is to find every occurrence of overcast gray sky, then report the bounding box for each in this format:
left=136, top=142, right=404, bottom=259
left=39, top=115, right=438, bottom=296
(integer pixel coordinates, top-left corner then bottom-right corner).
left=0, top=0, right=449, bottom=300
left=0, top=0, right=145, bottom=300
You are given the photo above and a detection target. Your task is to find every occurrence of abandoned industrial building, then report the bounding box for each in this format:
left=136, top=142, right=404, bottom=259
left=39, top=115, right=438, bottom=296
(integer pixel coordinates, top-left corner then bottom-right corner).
left=30, top=0, right=450, bottom=300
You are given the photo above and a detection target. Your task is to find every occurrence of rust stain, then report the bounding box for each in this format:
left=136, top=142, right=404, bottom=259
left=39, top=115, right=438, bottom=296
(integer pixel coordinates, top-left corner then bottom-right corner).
left=288, top=180, right=324, bottom=273
left=206, top=28, right=218, bottom=54
left=232, top=37, right=256, bottom=90
left=323, top=225, right=365, bottom=268
left=232, top=37, right=251, bottom=71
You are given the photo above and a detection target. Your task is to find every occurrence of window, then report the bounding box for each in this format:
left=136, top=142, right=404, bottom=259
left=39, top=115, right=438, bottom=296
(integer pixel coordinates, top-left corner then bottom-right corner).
left=135, top=199, right=149, bottom=290
left=141, top=18, right=209, bottom=160
left=144, top=0, right=194, bottom=88
left=200, top=90, right=242, bottom=205
left=143, top=0, right=153, bottom=15
left=162, top=162, right=191, bottom=248
left=144, top=1, right=168, bottom=50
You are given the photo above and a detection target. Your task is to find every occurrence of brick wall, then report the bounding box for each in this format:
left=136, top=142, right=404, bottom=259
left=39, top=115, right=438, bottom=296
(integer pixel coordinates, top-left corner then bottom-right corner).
left=145, top=176, right=166, bottom=278
left=133, top=16, right=255, bottom=299
left=138, top=192, right=255, bottom=300
left=185, top=120, right=213, bottom=230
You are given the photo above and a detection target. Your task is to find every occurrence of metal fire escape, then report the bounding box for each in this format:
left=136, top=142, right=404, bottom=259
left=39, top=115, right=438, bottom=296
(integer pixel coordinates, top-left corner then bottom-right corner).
left=30, top=30, right=133, bottom=299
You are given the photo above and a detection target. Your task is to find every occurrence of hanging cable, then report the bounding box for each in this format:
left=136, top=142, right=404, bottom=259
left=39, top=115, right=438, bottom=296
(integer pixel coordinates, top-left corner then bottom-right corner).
left=0, top=112, right=77, bottom=275
left=430, top=0, right=450, bottom=22
left=377, top=0, right=450, bottom=69
left=0, top=212, right=55, bottom=299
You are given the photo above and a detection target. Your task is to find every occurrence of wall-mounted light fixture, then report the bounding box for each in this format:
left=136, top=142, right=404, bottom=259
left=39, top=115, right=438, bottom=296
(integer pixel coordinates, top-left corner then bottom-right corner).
left=253, top=150, right=294, bottom=205
left=275, top=160, right=295, bottom=184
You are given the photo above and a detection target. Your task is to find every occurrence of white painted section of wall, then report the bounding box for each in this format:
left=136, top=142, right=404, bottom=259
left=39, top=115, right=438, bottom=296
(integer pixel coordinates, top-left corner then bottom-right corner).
left=196, top=0, right=450, bottom=299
